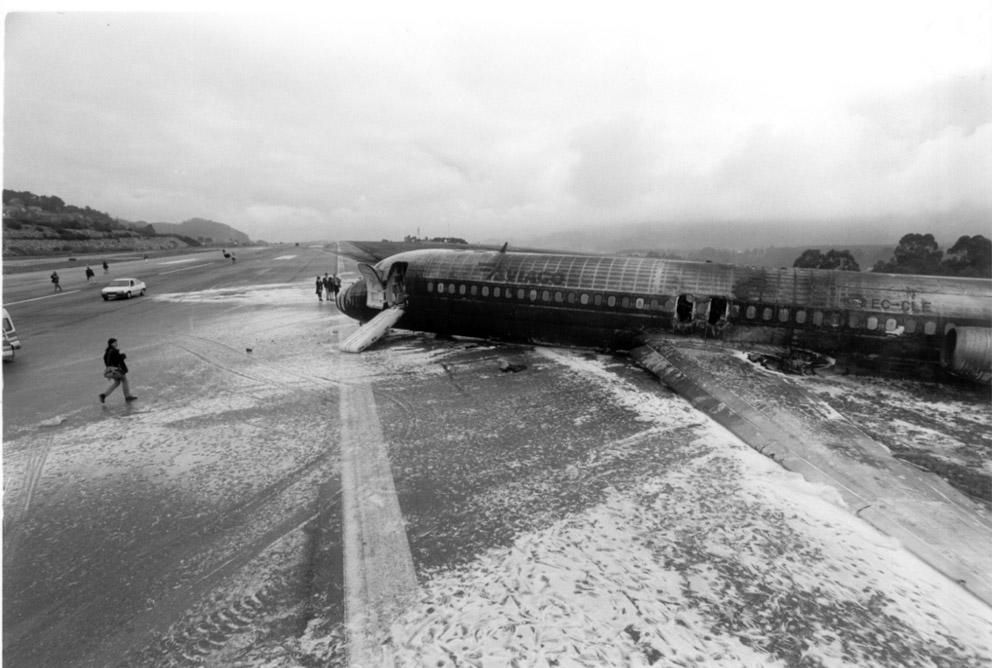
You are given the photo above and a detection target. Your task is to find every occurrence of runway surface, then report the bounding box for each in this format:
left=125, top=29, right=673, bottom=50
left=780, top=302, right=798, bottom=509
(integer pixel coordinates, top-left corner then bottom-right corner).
left=3, top=245, right=991, bottom=666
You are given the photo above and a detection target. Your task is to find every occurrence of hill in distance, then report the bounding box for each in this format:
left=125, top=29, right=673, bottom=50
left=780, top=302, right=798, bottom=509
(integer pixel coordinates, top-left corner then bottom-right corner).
left=150, top=218, right=251, bottom=246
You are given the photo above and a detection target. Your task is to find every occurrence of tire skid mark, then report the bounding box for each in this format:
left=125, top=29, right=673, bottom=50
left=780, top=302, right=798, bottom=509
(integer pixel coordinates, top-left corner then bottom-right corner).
left=4, top=450, right=336, bottom=662
left=106, top=508, right=321, bottom=668
left=4, top=429, right=57, bottom=566
left=146, top=478, right=344, bottom=665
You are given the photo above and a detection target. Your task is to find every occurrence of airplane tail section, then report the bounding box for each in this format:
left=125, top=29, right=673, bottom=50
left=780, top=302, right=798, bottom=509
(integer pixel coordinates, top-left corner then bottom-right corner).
left=340, top=306, right=405, bottom=353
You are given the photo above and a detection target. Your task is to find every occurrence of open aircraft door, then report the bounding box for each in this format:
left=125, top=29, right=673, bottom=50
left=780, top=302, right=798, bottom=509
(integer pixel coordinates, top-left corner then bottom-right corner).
left=357, top=263, right=387, bottom=310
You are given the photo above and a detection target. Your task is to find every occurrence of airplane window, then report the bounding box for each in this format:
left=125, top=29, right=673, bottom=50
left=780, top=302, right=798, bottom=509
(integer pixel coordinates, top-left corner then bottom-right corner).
left=449, top=284, right=457, bottom=295
left=867, top=316, right=878, bottom=330
left=567, top=292, right=575, bottom=304
left=482, top=286, right=490, bottom=297
left=905, top=318, right=916, bottom=333
left=529, top=289, right=537, bottom=301
left=427, top=282, right=434, bottom=293
left=830, top=313, right=841, bottom=327
left=924, top=321, right=937, bottom=335
left=885, top=318, right=897, bottom=331
left=621, top=296, right=630, bottom=308
left=470, top=285, right=478, bottom=296
left=518, top=288, right=525, bottom=299
left=459, top=284, right=467, bottom=295
left=635, top=297, right=645, bottom=309
left=730, top=304, right=741, bottom=318
left=494, top=287, right=501, bottom=298
left=779, top=308, right=789, bottom=323
left=541, top=290, right=550, bottom=302
left=580, top=294, right=589, bottom=305
left=608, top=295, right=617, bottom=307
left=849, top=313, right=862, bottom=328
left=796, top=310, right=807, bottom=324
left=437, top=282, right=444, bottom=293
left=555, top=291, right=564, bottom=303
left=762, top=307, right=772, bottom=321
left=812, top=311, right=823, bottom=326
left=650, top=299, right=659, bottom=310
left=594, top=295, right=603, bottom=306
left=746, top=305, right=756, bottom=319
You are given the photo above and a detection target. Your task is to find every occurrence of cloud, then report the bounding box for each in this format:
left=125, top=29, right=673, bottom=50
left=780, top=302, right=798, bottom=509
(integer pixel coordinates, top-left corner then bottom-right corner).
left=4, top=7, right=991, bottom=244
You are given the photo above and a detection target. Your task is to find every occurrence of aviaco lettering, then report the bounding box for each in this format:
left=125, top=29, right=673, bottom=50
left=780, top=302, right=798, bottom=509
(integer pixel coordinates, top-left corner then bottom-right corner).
left=867, top=298, right=934, bottom=313
left=485, top=268, right=566, bottom=285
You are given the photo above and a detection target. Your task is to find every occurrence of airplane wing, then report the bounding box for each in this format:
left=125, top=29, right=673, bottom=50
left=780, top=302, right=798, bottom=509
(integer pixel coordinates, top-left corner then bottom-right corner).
left=631, top=334, right=992, bottom=605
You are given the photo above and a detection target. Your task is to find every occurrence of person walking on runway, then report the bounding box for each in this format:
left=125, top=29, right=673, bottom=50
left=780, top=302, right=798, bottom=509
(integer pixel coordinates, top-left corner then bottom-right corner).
left=100, top=337, right=138, bottom=404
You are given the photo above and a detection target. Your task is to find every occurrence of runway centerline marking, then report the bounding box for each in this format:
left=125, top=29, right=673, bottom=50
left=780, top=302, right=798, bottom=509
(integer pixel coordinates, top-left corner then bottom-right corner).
left=339, top=372, right=418, bottom=666
left=157, top=262, right=215, bottom=275
left=5, top=290, right=81, bottom=305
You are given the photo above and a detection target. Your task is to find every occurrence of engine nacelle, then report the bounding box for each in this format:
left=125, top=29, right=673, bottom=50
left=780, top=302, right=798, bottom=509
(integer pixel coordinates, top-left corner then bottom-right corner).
left=941, top=326, right=992, bottom=383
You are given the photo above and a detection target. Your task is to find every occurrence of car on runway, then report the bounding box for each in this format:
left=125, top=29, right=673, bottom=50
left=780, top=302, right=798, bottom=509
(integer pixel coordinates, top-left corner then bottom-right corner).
left=101, top=278, right=146, bottom=301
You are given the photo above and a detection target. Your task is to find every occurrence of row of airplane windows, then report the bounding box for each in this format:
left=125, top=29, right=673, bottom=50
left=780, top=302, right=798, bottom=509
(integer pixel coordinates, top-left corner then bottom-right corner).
left=425, top=281, right=940, bottom=336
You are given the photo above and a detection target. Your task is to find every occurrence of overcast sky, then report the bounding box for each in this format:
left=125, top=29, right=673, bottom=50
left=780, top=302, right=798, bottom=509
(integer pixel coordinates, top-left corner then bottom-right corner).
left=3, top=3, right=991, bottom=244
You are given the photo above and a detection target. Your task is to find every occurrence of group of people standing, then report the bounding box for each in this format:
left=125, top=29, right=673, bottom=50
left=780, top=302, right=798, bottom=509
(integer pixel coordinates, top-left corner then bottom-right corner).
left=316, top=273, right=341, bottom=302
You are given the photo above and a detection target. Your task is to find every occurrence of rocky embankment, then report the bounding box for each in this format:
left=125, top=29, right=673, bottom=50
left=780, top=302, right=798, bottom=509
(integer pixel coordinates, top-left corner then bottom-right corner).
left=2, top=224, right=194, bottom=257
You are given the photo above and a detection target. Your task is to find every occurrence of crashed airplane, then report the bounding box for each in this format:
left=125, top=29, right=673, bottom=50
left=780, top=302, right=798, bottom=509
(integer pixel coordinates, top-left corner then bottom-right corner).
left=335, top=244, right=991, bottom=383
left=334, top=243, right=992, bottom=605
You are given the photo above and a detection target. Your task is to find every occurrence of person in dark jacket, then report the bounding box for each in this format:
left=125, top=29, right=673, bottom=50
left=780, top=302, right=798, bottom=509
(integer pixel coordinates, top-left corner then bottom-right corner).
left=100, top=337, right=137, bottom=404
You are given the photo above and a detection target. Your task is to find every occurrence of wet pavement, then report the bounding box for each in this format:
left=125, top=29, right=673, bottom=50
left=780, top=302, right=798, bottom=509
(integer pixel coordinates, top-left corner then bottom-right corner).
left=4, top=256, right=992, bottom=666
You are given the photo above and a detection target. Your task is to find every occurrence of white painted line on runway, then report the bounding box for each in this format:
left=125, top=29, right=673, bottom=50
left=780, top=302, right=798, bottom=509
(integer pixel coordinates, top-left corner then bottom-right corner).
left=340, top=377, right=418, bottom=667
left=273, top=255, right=298, bottom=260
left=157, top=262, right=215, bottom=275
left=156, top=258, right=202, bottom=265
left=5, top=290, right=81, bottom=305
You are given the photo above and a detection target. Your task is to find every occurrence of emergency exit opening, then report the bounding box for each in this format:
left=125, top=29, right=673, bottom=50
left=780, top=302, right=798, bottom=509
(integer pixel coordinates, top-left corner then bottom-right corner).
left=676, top=295, right=694, bottom=323
left=386, top=262, right=408, bottom=306
left=708, top=297, right=729, bottom=325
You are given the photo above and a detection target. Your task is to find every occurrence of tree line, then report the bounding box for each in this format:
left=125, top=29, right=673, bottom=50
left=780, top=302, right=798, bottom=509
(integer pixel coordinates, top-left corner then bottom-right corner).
left=794, top=233, right=990, bottom=278
left=3, top=189, right=120, bottom=227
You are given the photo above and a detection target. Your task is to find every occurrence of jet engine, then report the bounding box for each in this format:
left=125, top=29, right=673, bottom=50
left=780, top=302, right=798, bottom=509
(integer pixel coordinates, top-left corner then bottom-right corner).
left=941, top=326, right=992, bottom=383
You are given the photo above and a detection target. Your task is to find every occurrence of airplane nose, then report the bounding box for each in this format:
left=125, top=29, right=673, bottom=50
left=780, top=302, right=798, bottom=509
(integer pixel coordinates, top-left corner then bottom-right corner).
left=336, top=279, right=378, bottom=323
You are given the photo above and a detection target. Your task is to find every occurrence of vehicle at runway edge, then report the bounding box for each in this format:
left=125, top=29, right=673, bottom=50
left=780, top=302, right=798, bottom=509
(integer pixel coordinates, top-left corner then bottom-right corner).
left=3, top=307, right=22, bottom=361
left=334, top=244, right=992, bottom=383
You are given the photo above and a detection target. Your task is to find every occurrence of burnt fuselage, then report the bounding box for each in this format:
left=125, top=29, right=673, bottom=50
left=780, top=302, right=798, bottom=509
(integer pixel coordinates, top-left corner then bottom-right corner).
left=340, top=248, right=992, bottom=380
